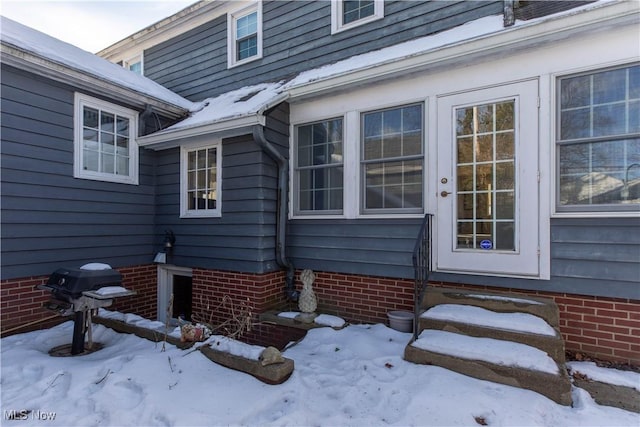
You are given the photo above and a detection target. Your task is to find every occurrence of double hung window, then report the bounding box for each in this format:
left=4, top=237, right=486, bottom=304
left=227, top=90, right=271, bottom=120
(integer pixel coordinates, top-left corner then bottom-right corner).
left=557, top=63, right=640, bottom=211
left=74, top=93, right=138, bottom=185
left=293, top=103, right=424, bottom=217
left=294, top=118, right=344, bottom=214
left=331, top=0, right=384, bottom=33
left=228, top=2, right=262, bottom=67
left=362, top=104, right=423, bottom=213
left=181, top=142, right=222, bottom=218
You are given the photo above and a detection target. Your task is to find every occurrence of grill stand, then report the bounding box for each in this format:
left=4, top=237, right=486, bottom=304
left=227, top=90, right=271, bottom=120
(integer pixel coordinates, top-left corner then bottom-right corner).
left=38, top=285, right=136, bottom=356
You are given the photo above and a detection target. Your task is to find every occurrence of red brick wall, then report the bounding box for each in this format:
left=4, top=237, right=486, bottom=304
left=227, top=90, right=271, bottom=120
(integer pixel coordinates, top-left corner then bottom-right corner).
left=191, top=269, right=287, bottom=329
left=0, top=275, right=53, bottom=335
left=1, top=264, right=157, bottom=336
left=109, top=264, right=158, bottom=319
left=429, top=282, right=640, bottom=366
left=309, top=272, right=414, bottom=324
left=3, top=266, right=638, bottom=365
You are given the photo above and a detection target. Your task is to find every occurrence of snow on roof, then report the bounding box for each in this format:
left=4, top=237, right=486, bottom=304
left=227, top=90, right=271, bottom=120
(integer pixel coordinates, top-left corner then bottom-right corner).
left=152, top=14, right=509, bottom=134
left=164, top=82, right=287, bottom=132
left=0, top=16, right=194, bottom=111
left=157, top=1, right=622, bottom=135
left=284, top=14, right=505, bottom=88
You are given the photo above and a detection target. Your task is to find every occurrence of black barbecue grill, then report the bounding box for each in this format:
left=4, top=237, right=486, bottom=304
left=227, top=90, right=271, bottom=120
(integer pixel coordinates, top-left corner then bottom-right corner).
left=38, top=266, right=135, bottom=355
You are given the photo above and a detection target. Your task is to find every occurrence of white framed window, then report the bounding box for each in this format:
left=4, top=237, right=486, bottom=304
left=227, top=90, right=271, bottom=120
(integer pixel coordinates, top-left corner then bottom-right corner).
left=180, top=141, right=222, bottom=218
left=294, top=118, right=344, bottom=215
left=227, top=2, right=262, bottom=68
left=556, top=63, right=640, bottom=212
left=331, top=0, right=384, bottom=34
left=123, top=54, right=143, bottom=75
left=361, top=103, right=424, bottom=214
left=73, top=93, right=138, bottom=185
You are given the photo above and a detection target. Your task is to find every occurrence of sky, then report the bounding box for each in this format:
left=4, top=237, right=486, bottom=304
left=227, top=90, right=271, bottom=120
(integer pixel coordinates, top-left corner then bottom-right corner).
left=0, top=0, right=197, bottom=53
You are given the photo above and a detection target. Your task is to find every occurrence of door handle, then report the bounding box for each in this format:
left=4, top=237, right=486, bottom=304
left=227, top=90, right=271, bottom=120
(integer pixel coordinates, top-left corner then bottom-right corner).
left=440, top=191, right=452, bottom=197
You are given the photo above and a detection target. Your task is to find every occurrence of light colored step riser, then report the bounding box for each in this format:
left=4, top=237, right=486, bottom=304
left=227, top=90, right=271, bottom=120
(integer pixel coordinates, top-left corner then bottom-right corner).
left=419, top=319, right=566, bottom=364
left=422, top=288, right=560, bottom=327
left=404, top=344, right=572, bottom=406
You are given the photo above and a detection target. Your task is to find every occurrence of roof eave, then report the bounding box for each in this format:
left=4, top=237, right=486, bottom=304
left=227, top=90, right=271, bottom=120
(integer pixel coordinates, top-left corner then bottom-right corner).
left=137, top=114, right=266, bottom=150
left=287, top=1, right=639, bottom=101
left=1, top=43, right=189, bottom=119
left=137, top=91, right=289, bottom=150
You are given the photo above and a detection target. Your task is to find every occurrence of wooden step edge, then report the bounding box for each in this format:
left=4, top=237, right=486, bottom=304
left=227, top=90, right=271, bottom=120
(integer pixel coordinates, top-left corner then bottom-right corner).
left=422, top=287, right=560, bottom=327
left=419, top=319, right=566, bottom=364
left=404, top=341, right=572, bottom=406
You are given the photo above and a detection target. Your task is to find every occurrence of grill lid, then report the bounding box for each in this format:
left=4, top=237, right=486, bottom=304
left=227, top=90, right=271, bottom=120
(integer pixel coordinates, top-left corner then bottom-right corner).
left=46, top=267, right=122, bottom=300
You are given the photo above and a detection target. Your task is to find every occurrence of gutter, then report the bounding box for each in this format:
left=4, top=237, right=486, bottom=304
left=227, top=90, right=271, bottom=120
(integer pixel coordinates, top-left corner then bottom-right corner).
left=0, top=43, right=190, bottom=119
left=252, top=125, right=299, bottom=302
left=286, top=0, right=639, bottom=101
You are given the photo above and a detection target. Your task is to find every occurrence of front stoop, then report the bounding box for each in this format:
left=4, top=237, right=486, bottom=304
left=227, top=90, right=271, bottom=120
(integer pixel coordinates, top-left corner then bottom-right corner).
left=404, top=341, right=572, bottom=406
left=404, top=287, right=573, bottom=406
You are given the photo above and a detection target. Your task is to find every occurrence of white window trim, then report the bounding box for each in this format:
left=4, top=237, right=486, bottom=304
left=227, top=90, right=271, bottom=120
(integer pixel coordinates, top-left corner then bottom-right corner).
left=292, top=117, right=346, bottom=216
left=290, top=98, right=427, bottom=220
left=73, top=93, right=139, bottom=185
left=551, top=61, right=640, bottom=218
left=123, top=53, right=144, bottom=75
left=331, top=0, right=384, bottom=34
left=180, top=139, right=222, bottom=218
left=227, top=1, right=263, bottom=69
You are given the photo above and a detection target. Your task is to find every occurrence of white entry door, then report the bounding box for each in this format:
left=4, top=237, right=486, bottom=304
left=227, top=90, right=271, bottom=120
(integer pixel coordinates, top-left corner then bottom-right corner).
left=436, top=80, right=540, bottom=277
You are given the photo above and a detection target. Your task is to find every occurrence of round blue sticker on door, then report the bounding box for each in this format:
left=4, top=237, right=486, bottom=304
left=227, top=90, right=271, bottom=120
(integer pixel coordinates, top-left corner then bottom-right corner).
left=480, top=240, right=493, bottom=250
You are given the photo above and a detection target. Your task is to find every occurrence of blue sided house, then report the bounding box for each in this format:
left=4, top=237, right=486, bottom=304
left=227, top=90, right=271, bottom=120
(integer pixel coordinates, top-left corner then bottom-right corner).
left=1, top=1, right=638, bottom=367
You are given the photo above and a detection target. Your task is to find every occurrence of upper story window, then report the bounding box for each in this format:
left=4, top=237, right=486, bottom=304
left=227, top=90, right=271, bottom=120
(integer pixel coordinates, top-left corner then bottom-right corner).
left=73, top=93, right=138, bottom=185
left=556, top=63, right=640, bottom=212
left=227, top=2, right=262, bottom=68
left=123, top=54, right=143, bottom=75
left=361, top=103, right=424, bottom=213
left=180, top=141, right=222, bottom=218
left=294, top=118, right=344, bottom=215
left=331, top=0, right=384, bottom=34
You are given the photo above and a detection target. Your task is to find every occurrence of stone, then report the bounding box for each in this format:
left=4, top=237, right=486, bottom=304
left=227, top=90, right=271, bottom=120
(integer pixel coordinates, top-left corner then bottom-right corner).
left=259, top=346, right=285, bottom=366
left=298, top=269, right=317, bottom=314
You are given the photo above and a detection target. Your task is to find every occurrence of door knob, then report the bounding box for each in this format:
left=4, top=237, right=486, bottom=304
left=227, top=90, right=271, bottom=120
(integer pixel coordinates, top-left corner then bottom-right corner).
left=440, top=191, right=452, bottom=197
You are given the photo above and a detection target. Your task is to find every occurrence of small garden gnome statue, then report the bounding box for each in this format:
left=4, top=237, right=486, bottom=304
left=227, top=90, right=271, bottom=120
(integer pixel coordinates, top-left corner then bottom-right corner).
left=297, top=269, right=317, bottom=323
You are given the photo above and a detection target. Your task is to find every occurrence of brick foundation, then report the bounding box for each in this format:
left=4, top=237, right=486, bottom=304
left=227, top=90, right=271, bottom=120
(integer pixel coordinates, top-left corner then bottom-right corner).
left=2, top=266, right=638, bottom=365
left=109, top=264, right=158, bottom=320
left=191, top=269, right=288, bottom=328
left=429, top=282, right=640, bottom=366
left=0, top=275, right=53, bottom=335
left=0, top=264, right=157, bottom=336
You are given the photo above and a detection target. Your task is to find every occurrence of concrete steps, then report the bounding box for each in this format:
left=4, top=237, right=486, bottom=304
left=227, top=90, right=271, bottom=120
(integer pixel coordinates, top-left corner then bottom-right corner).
left=404, top=287, right=572, bottom=405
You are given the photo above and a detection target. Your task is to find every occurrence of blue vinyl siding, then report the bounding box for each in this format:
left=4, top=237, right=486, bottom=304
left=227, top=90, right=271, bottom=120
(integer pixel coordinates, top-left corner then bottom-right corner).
left=144, top=0, right=503, bottom=100
left=152, top=103, right=290, bottom=273
left=287, top=217, right=640, bottom=299
left=0, top=66, right=156, bottom=279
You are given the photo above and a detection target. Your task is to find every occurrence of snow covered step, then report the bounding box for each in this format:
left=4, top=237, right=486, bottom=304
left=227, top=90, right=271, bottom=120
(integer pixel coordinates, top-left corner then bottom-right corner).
left=420, top=304, right=565, bottom=363
left=422, top=287, right=559, bottom=327
left=404, top=330, right=572, bottom=406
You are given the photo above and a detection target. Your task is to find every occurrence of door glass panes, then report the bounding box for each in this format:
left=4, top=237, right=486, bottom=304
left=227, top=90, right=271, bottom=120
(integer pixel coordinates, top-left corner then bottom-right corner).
left=82, top=107, right=130, bottom=176
left=558, top=64, right=640, bottom=208
left=187, top=148, right=217, bottom=211
left=455, top=100, right=516, bottom=251
left=362, top=103, right=424, bottom=212
left=296, top=118, right=344, bottom=212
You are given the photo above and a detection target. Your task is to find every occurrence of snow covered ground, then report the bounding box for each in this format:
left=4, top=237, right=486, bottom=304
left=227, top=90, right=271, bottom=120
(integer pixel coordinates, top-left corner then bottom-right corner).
left=1, top=320, right=638, bottom=427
